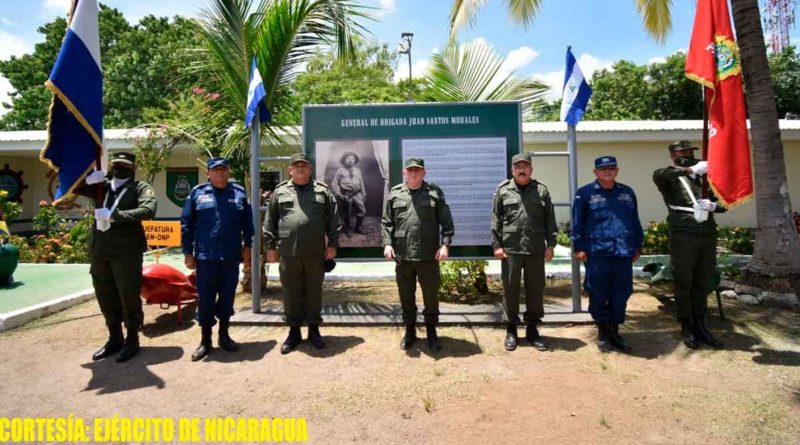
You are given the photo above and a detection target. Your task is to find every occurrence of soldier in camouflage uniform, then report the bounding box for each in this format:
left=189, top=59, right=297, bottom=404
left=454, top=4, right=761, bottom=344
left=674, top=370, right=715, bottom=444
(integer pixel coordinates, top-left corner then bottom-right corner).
left=79, top=152, right=157, bottom=363
left=382, top=157, right=454, bottom=353
left=491, top=153, right=557, bottom=352
left=653, top=140, right=725, bottom=349
left=265, top=153, right=340, bottom=354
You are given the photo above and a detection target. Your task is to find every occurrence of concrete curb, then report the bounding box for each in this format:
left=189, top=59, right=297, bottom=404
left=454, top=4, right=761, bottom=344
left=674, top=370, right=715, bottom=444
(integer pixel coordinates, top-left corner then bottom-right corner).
left=0, top=288, right=95, bottom=332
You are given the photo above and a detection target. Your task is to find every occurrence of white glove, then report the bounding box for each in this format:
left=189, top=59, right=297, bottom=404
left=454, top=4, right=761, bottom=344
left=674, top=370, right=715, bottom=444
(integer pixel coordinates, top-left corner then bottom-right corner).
left=699, top=199, right=716, bottom=212
left=94, top=208, right=112, bottom=232
left=86, top=170, right=106, bottom=185
left=691, top=161, right=708, bottom=176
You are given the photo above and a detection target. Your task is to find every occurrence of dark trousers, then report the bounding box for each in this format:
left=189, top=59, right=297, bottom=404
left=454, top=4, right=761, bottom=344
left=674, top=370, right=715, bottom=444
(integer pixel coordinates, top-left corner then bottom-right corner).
left=90, top=253, right=144, bottom=329
left=584, top=256, right=633, bottom=324
left=501, top=253, right=545, bottom=324
left=195, top=259, right=240, bottom=327
left=669, top=231, right=717, bottom=318
left=395, top=260, right=440, bottom=325
left=279, top=256, right=325, bottom=327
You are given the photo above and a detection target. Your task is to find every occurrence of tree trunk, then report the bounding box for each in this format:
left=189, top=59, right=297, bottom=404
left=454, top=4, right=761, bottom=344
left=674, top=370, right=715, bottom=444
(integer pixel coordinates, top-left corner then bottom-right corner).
left=731, top=0, right=800, bottom=275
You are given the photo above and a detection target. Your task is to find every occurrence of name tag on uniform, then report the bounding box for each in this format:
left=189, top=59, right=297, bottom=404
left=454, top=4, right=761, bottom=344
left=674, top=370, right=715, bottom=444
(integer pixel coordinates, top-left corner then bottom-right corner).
left=197, top=195, right=213, bottom=204
left=589, top=195, right=606, bottom=204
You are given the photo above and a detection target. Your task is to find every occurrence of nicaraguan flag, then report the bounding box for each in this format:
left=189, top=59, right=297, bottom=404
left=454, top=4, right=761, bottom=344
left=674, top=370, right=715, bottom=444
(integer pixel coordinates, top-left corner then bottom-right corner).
left=245, top=57, right=270, bottom=128
left=560, top=46, right=593, bottom=126
left=40, top=0, right=103, bottom=205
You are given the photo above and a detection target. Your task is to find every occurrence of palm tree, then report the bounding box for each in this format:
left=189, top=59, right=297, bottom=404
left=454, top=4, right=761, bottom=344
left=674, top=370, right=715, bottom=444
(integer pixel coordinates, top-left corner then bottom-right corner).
left=190, top=0, right=365, bottom=288
left=449, top=0, right=800, bottom=276
left=191, top=0, right=366, bottom=164
left=422, top=39, right=549, bottom=118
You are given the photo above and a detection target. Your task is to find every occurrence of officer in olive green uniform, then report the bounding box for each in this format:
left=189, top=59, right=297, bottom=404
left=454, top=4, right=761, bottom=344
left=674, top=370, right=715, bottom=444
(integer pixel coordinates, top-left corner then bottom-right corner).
left=265, top=153, right=340, bottom=354
left=491, top=153, right=557, bottom=352
left=78, top=152, right=157, bottom=363
left=653, top=140, right=725, bottom=350
left=381, top=157, right=454, bottom=352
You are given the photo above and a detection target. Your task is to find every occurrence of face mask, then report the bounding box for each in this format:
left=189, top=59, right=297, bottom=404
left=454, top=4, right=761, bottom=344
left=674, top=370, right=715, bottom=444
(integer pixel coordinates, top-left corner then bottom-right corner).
left=111, top=167, right=134, bottom=179
left=674, top=156, right=697, bottom=167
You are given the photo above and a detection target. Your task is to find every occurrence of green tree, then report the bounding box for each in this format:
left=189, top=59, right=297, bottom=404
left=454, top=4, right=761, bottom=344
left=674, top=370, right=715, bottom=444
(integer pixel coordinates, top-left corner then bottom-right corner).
left=103, top=15, right=204, bottom=127
left=768, top=44, right=800, bottom=119
left=292, top=39, right=406, bottom=112
left=420, top=39, right=548, bottom=118
left=450, top=0, right=800, bottom=276
left=0, top=5, right=202, bottom=130
left=585, top=61, right=650, bottom=120
left=647, top=52, right=703, bottom=119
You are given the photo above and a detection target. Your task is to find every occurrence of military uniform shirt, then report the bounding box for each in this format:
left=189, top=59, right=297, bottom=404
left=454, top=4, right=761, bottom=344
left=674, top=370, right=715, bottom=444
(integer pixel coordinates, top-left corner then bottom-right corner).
left=491, top=179, right=558, bottom=255
left=381, top=181, right=455, bottom=261
left=264, top=180, right=340, bottom=257
left=652, top=166, right=725, bottom=234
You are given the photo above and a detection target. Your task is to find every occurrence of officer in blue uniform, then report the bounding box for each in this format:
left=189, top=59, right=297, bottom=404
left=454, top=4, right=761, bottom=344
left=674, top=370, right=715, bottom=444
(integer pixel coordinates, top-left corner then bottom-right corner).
left=571, top=156, right=643, bottom=353
left=181, top=157, right=254, bottom=361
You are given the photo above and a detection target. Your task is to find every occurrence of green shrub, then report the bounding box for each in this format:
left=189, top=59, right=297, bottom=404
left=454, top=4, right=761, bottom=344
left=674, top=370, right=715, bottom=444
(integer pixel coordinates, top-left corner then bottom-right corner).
left=717, top=226, right=754, bottom=254
left=438, top=260, right=492, bottom=304
left=641, top=221, right=670, bottom=254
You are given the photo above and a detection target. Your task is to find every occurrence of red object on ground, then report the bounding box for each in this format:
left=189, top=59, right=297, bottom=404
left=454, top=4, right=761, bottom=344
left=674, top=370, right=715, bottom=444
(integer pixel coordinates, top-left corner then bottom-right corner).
left=141, top=263, right=198, bottom=325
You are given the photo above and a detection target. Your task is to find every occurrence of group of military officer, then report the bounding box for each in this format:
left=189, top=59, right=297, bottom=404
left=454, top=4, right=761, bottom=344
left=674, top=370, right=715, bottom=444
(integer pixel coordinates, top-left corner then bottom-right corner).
left=84, top=138, right=726, bottom=363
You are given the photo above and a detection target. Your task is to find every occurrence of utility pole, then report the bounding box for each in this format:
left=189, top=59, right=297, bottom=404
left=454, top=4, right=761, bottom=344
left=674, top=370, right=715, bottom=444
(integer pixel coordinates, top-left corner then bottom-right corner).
left=398, top=32, right=414, bottom=101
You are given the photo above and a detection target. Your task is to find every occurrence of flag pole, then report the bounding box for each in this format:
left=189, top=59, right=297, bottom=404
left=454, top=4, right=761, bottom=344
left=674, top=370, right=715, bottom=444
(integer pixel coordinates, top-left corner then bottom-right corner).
left=700, top=85, right=709, bottom=199
left=567, top=123, right=581, bottom=313
left=249, top=110, right=262, bottom=313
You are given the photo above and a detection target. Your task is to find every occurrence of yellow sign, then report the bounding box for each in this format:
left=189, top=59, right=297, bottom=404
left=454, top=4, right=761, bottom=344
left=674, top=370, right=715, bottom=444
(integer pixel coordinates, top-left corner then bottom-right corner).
left=143, top=221, right=181, bottom=247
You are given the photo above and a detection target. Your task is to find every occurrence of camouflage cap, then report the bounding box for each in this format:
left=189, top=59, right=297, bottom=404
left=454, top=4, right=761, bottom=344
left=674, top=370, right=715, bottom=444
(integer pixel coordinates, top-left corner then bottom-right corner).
left=206, top=157, right=229, bottom=169
left=404, top=157, right=425, bottom=169
left=668, top=140, right=699, bottom=152
left=289, top=153, right=310, bottom=164
left=511, top=152, right=532, bottom=165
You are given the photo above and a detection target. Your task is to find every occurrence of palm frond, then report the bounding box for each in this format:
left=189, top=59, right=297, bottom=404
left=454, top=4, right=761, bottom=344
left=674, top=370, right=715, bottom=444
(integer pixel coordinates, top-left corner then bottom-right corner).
left=423, top=39, right=548, bottom=118
left=448, top=0, right=489, bottom=43
left=636, top=0, right=672, bottom=44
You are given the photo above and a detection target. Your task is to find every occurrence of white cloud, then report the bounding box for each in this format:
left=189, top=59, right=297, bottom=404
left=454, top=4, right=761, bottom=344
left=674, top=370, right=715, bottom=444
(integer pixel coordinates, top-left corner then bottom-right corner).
left=375, top=0, right=397, bottom=17
left=395, top=57, right=430, bottom=81
left=533, top=52, right=613, bottom=101
left=0, top=17, right=15, bottom=26
left=503, top=46, right=540, bottom=73
left=0, top=30, right=33, bottom=117
left=41, top=0, right=72, bottom=18
left=0, top=30, right=31, bottom=61
left=647, top=56, right=666, bottom=65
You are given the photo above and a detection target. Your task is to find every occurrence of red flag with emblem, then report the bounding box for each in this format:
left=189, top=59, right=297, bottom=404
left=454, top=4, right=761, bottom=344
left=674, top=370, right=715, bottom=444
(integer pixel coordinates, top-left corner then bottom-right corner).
left=685, top=0, right=753, bottom=208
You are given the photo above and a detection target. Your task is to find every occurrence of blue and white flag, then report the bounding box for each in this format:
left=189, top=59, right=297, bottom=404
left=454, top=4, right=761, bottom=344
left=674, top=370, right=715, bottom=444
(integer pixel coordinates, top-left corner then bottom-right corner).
left=560, top=46, right=593, bottom=126
left=245, top=57, right=270, bottom=128
left=40, top=0, right=103, bottom=204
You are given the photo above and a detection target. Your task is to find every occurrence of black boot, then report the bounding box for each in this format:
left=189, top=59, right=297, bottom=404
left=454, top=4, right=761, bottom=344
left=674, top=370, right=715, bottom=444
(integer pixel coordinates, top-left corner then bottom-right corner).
left=693, top=315, right=724, bottom=349
left=192, top=325, right=213, bottom=361
left=504, top=324, right=518, bottom=351
left=281, top=326, right=302, bottom=354
left=426, top=323, right=441, bottom=352
left=92, top=324, right=124, bottom=361
left=218, top=319, right=239, bottom=352
left=116, top=326, right=140, bottom=363
left=342, top=218, right=352, bottom=238
left=680, top=317, right=700, bottom=349
left=354, top=216, right=367, bottom=235
left=526, top=323, right=548, bottom=351
left=596, top=322, right=613, bottom=353
left=308, top=324, right=325, bottom=350
left=608, top=323, right=632, bottom=353
left=400, top=323, right=416, bottom=350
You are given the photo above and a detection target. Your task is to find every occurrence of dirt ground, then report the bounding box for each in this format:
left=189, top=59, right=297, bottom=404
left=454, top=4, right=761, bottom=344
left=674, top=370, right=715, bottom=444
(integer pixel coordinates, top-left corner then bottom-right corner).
left=1, top=280, right=799, bottom=444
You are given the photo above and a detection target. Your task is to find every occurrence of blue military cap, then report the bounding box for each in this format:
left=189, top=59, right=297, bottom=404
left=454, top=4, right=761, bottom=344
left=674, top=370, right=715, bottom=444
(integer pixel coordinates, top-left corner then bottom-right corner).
left=207, top=157, right=230, bottom=169
left=594, top=156, right=617, bottom=168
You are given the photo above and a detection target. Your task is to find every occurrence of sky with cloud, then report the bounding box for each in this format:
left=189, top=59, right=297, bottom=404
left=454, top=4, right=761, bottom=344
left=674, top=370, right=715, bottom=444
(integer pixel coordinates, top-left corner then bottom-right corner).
left=0, top=0, right=798, bottom=113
